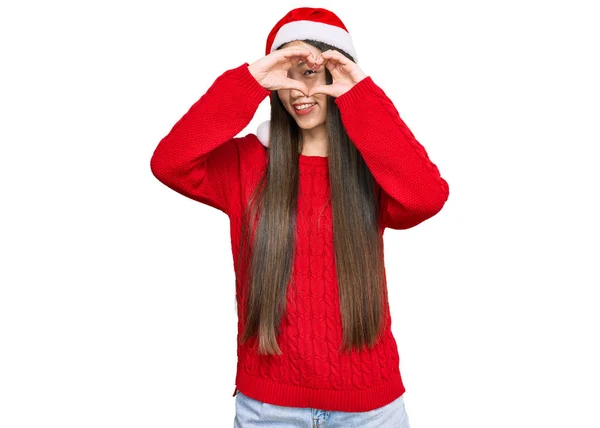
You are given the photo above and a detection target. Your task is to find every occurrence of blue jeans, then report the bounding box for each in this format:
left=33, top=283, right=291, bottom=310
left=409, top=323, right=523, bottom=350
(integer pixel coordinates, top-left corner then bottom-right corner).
left=234, top=391, right=411, bottom=428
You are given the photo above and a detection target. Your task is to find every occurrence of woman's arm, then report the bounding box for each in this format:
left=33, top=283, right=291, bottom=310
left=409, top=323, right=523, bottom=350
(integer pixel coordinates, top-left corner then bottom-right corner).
left=150, top=63, right=270, bottom=215
left=335, top=76, right=450, bottom=230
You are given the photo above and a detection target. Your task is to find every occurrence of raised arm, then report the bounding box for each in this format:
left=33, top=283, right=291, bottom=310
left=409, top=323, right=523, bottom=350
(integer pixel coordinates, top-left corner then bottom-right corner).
left=150, top=63, right=270, bottom=215
left=335, top=76, right=450, bottom=230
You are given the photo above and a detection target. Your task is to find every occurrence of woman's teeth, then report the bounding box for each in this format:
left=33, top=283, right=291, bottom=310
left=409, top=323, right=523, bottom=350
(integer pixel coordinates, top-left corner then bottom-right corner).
left=295, top=103, right=315, bottom=110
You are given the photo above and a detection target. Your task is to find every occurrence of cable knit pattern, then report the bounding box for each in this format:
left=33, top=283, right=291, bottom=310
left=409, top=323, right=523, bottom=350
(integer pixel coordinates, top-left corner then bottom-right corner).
left=150, top=63, right=449, bottom=412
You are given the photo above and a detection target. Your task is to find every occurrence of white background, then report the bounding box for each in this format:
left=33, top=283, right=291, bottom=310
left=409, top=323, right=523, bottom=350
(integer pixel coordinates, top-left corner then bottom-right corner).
left=1, top=0, right=598, bottom=427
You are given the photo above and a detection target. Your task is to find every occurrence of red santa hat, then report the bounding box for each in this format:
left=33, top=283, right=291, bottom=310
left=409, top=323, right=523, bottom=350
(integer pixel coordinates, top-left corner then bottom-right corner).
left=256, top=7, right=358, bottom=148
left=265, top=7, right=358, bottom=63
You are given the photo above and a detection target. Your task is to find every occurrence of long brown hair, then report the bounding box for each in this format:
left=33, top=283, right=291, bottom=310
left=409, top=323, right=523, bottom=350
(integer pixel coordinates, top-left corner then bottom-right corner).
left=236, top=39, right=386, bottom=355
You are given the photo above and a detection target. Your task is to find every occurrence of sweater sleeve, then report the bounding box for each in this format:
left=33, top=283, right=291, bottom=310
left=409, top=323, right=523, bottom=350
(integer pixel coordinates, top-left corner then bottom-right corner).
left=150, top=63, right=270, bottom=215
left=335, top=76, right=450, bottom=230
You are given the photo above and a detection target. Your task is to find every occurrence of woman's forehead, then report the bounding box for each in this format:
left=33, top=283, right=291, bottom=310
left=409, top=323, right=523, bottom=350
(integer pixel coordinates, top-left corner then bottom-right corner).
left=283, top=40, right=322, bottom=55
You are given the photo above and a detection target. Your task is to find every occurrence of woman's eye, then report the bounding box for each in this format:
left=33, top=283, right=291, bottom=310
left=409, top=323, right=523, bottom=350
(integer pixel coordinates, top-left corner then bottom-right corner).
left=303, top=69, right=316, bottom=76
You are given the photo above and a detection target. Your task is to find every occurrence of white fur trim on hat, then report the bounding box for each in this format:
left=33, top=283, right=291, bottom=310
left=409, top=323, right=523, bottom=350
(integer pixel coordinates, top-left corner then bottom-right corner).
left=270, top=20, right=358, bottom=63
left=256, top=120, right=271, bottom=148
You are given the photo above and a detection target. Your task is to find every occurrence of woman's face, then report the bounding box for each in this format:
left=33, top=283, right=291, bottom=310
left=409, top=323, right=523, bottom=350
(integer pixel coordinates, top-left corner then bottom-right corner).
left=277, top=41, right=328, bottom=131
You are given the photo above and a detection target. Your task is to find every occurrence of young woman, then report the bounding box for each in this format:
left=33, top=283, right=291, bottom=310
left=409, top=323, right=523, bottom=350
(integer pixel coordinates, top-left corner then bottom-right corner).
left=151, top=7, right=449, bottom=427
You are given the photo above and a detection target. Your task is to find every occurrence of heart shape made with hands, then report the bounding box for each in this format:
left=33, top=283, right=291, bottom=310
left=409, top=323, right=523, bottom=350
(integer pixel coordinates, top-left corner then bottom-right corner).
left=299, top=49, right=367, bottom=99
left=256, top=50, right=368, bottom=148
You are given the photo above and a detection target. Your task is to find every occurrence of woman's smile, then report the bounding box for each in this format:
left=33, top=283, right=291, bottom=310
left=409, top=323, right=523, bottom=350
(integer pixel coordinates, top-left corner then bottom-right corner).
left=293, top=103, right=317, bottom=115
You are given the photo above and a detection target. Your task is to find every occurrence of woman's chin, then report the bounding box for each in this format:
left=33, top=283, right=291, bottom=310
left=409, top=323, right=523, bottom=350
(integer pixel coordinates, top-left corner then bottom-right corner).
left=296, top=119, right=326, bottom=130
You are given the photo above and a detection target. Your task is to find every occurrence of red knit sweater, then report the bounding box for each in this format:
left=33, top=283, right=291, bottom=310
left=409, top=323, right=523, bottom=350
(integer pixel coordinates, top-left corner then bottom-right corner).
left=150, top=63, right=449, bottom=412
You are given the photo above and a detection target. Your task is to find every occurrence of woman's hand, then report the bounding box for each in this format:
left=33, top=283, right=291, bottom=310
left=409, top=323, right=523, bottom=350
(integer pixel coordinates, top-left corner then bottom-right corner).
left=248, top=47, right=319, bottom=96
left=309, top=50, right=368, bottom=98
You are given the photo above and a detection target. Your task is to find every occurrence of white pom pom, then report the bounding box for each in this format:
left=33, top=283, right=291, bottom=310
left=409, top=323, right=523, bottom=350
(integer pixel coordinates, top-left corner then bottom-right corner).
left=256, top=120, right=271, bottom=148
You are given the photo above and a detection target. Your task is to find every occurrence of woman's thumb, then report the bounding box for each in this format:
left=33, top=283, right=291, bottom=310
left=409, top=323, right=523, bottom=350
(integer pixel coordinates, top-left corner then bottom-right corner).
left=285, top=79, right=309, bottom=96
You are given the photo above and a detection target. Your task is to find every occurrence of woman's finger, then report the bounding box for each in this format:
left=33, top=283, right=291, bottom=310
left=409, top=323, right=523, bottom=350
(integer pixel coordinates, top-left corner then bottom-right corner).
left=309, top=83, right=337, bottom=98
left=280, top=48, right=320, bottom=69
left=278, top=47, right=313, bottom=62
left=320, top=49, right=352, bottom=65
left=284, top=78, right=309, bottom=95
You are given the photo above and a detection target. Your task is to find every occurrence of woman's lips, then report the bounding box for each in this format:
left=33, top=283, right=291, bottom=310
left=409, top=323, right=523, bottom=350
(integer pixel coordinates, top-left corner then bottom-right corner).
left=293, top=104, right=316, bottom=115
